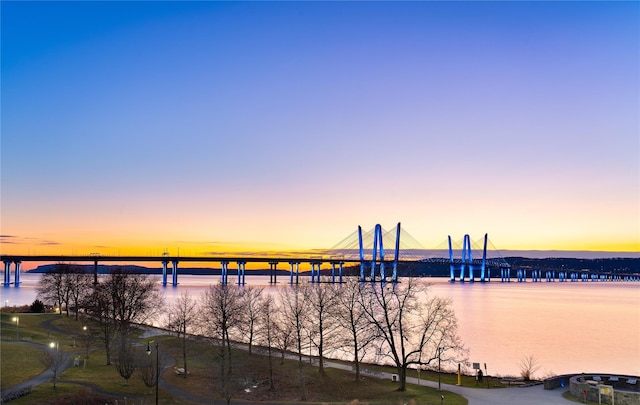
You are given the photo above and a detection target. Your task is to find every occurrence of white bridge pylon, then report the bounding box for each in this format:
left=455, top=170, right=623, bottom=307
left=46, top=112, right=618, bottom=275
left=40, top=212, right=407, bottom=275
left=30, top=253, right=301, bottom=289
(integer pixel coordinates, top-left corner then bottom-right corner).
left=358, top=222, right=401, bottom=283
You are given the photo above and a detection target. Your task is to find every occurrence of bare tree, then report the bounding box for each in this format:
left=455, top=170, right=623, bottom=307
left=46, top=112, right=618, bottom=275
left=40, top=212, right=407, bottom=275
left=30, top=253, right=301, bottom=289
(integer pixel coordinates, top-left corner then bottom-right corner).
left=360, top=278, right=467, bottom=391
left=335, top=278, right=376, bottom=382
left=67, top=266, right=93, bottom=320
left=304, top=281, right=339, bottom=375
left=37, top=263, right=70, bottom=315
left=105, top=269, right=163, bottom=334
left=78, top=323, right=97, bottom=359
left=84, top=281, right=115, bottom=365
left=138, top=344, right=169, bottom=393
left=239, top=286, right=264, bottom=355
left=257, top=295, right=278, bottom=391
left=39, top=343, right=67, bottom=388
left=200, top=283, right=245, bottom=402
left=84, top=269, right=163, bottom=365
left=273, top=309, right=294, bottom=365
left=165, top=291, right=198, bottom=378
left=278, top=285, right=309, bottom=401
left=137, top=348, right=156, bottom=393
left=114, top=333, right=137, bottom=385
left=519, top=355, right=541, bottom=381
left=37, top=264, right=91, bottom=317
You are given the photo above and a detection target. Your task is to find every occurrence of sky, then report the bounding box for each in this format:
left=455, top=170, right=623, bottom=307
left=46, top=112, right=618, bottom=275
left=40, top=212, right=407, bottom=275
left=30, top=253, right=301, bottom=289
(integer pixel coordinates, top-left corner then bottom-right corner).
left=1, top=1, right=639, bottom=259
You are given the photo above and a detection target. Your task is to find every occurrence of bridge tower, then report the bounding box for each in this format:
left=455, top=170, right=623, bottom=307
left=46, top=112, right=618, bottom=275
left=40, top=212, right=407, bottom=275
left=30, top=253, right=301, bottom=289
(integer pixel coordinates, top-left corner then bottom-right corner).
left=449, top=233, right=488, bottom=282
left=358, top=222, right=401, bottom=283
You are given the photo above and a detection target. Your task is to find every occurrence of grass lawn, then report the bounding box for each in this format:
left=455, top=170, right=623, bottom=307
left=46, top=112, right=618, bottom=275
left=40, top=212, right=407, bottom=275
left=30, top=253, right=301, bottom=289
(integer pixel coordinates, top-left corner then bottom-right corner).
left=162, top=337, right=468, bottom=405
left=3, top=313, right=469, bottom=404
left=0, top=313, right=64, bottom=345
left=0, top=342, right=48, bottom=390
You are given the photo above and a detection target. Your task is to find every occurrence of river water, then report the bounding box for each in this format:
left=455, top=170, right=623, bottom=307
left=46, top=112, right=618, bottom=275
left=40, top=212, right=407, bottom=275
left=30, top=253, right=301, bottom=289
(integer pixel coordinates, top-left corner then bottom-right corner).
left=2, top=273, right=639, bottom=378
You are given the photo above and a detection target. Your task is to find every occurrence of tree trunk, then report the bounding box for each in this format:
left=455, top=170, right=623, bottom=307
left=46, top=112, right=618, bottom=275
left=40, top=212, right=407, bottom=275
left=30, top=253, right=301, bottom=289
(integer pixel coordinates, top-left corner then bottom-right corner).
left=353, top=346, right=360, bottom=382
left=104, top=325, right=112, bottom=365
left=268, top=345, right=275, bottom=391
left=182, top=333, right=188, bottom=378
left=398, top=366, right=407, bottom=391
left=318, top=324, right=324, bottom=375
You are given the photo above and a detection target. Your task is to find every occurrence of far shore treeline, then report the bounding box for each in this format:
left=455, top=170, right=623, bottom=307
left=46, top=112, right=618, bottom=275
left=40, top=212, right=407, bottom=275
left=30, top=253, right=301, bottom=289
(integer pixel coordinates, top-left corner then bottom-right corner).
left=28, top=257, right=639, bottom=277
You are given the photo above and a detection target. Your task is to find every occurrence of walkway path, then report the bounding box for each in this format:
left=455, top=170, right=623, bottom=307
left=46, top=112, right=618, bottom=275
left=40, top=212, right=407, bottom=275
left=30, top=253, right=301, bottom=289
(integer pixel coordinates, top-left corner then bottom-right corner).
left=0, top=340, right=75, bottom=400
left=408, top=374, right=567, bottom=405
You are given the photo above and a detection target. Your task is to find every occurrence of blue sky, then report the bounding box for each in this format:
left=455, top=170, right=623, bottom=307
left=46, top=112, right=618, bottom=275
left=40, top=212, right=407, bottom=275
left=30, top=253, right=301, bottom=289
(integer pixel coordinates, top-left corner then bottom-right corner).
left=1, top=1, right=638, bottom=256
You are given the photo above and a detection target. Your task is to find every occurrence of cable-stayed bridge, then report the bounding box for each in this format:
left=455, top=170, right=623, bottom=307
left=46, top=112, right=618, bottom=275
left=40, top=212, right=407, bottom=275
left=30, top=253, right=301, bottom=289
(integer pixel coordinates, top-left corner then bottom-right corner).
left=2, top=223, right=637, bottom=287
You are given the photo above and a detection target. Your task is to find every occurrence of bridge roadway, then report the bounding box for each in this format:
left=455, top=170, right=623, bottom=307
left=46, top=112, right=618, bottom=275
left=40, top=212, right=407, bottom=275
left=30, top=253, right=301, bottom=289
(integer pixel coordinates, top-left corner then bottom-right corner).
left=0, top=254, right=413, bottom=287
left=2, top=254, right=637, bottom=287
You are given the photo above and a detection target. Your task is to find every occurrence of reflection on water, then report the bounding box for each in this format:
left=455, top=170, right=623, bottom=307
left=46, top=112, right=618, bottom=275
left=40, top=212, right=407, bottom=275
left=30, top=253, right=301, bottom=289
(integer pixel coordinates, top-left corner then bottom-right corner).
left=4, top=273, right=639, bottom=377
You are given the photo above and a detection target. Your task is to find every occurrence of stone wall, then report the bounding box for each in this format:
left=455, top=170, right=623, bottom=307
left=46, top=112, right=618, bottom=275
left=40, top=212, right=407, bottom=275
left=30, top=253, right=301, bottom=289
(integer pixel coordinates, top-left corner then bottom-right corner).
left=569, top=374, right=640, bottom=405
left=544, top=374, right=575, bottom=390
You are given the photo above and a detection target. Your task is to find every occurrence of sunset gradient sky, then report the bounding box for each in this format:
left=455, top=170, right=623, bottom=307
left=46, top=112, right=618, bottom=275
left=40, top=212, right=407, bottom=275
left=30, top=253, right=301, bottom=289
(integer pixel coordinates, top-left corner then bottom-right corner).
left=1, top=1, right=639, bottom=258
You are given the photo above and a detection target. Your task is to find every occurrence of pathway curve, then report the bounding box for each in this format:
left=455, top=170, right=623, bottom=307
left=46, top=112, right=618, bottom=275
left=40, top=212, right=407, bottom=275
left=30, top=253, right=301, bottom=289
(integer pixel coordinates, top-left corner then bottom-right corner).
left=0, top=340, right=75, bottom=399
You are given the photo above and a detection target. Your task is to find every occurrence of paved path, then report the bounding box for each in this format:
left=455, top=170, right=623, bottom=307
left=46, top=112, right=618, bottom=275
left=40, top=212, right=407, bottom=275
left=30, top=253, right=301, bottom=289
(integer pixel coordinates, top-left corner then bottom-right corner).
left=0, top=340, right=75, bottom=399
left=407, top=375, right=568, bottom=405
left=252, top=351, right=572, bottom=405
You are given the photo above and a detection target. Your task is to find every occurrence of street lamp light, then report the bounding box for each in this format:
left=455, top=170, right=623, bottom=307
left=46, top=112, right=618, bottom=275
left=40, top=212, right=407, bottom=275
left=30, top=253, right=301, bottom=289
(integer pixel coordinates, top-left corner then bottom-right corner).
left=12, top=316, right=19, bottom=340
left=146, top=340, right=159, bottom=405
left=83, top=326, right=89, bottom=359
left=49, top=341, right=60, bottom=388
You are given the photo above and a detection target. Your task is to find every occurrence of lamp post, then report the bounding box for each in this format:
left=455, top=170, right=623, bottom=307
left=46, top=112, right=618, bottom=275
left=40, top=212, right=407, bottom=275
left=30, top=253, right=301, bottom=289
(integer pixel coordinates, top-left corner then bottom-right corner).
left=83, top=326, right=89, bottom=359
left=49, top=341, right=59, bottom=388
left=12, top=316, right=19, bottom=340
left=146, top=340, right=159, bottom=405
left=438, top=347, right=442, bottom=391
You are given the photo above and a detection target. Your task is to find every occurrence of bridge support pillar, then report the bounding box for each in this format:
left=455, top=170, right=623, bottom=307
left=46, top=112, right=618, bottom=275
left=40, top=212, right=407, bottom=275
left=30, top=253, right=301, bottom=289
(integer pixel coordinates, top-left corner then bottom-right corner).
left=161, top=261, right=168, bottom=286
left=221, top=261, right=229, bottom=284
left=331, top=262, right=336, bottom=284
left=269, top=262, right=278, bottom=284
left=311, top=262, right=322, bottom=283
left=14, top=261, right=21, bottom=286
left=171, top=261, right=179, bottom=286
left=3, top=261, right=10, bottom=286
left=93, top=260, right=98, bottom=285
left=237, top=261, right=246, bottom=285
left=289, top=262, right=300, bottom=285
left=339, top=262, right=343, bottom=283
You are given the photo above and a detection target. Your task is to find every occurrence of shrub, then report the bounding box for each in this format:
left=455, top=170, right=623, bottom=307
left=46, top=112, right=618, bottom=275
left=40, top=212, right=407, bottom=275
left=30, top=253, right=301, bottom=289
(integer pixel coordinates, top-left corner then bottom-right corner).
left=30, top=299, right=45, bottom=313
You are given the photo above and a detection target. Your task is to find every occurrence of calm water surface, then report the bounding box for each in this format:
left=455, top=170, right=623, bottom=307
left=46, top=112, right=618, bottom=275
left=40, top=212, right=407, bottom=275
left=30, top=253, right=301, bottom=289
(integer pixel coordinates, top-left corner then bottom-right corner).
left=3, top=273, right=638, bottom=377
